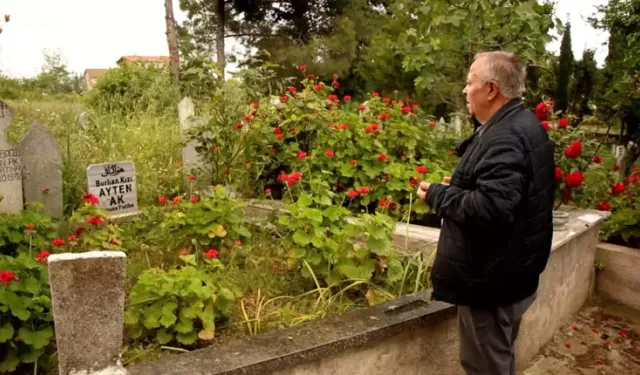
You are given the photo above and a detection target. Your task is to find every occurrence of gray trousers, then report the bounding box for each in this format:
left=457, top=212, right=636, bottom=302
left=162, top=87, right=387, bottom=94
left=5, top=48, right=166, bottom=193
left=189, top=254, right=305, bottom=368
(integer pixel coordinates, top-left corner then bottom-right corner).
left=457, top=293, right=536, bottom=375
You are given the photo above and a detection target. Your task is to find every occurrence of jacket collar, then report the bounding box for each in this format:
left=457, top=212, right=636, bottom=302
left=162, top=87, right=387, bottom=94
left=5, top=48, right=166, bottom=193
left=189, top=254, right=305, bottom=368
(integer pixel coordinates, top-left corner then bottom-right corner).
left=455, top=98, right=524, bottom=156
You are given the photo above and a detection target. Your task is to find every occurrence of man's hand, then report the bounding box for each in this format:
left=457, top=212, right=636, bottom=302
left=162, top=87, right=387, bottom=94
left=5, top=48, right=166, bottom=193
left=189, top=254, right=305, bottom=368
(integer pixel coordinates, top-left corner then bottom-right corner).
left=442, top=176, right=451, bottom=185
left=417, top=181, right=430, bottom=201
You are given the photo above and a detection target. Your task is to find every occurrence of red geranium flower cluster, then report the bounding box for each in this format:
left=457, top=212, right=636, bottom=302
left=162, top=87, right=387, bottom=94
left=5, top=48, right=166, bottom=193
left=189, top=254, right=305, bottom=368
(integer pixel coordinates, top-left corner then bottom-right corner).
left=564, top=141, right=582, bottom=158
left=278, top=171, right=303, bottom=187
left=82, top=193, right=99, bottom=205
left=347, top=186, right=371, bottom=198
left=365, top=123, right=380, bottom=133
left=535, top=101, right=552, bottom=121
left=0, top=270, right=18, bottom=286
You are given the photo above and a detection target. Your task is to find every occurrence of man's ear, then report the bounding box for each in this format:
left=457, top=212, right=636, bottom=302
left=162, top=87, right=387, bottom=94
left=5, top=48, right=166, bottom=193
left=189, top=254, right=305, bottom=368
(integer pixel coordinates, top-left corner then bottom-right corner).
left=487, top=81, right=499, bottom=101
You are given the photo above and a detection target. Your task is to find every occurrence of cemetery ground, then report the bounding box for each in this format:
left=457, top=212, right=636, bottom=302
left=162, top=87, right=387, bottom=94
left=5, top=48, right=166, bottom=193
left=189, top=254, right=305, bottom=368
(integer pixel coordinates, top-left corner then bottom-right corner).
left=1, top=73, right=640, bottom=374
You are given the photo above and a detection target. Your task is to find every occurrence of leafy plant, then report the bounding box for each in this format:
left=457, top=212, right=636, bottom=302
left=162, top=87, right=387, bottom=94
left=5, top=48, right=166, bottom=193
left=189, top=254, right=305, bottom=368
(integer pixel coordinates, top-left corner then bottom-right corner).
left=124, top=264, right=234, bottom=347
left=0, top=253, right=54, bottom=373
left=159, top=185, right=252, bottom=253
left=0, top=204, right=58, bottom=257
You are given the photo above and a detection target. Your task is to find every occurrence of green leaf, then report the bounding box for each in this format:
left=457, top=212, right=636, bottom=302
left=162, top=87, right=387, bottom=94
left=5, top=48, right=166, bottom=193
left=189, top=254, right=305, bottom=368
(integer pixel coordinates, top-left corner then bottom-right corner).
left=367, top=237, right=392, bottom=256
left=297, top=193, right=313, bottom=207
left=24, top=277, right=40, bottom=295
left=336, top=259, right=375, bottom=281
left=127, top=323, right=143, bottom=339
left=235, top=226, right=252, bottom=238
left=0, top=346, right=20, bottom=373
left=143, top=310, right=162, bottom=329
left=156, top=329, right=174, bottom=345
left=0, top=323, right=14, bottom=343
left=124, top=309, right=139, bottom=325
left=292, top=230, right=311, bottom=245
left=18, top=326, right=53, bottom=349
left=316, top=195, right=333, bottom=206
left=19, top=346, right=45, bottom=363
left=181, top=301, right=204, bottom=319
left=160, top=312, right=177, bottom=328
left=174, top=317, right=194, bottom=334
left=386, top=259, right=404, bottom=282
left=10, top=301, right=30, bottom=321
left=176, top=331, right=197, bottom=345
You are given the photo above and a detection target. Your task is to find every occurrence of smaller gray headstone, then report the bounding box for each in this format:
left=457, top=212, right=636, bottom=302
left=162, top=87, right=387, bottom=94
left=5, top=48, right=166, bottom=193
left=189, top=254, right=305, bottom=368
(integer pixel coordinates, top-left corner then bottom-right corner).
left=178, top=97, right=199, bottom=173
left=19, top=120, right=63, bottom=217
left=48, top=251, right=128, bottom=375
left=0, top=100, right=23, bottom=213
left=87, top=161, right=139, bottom=218
left=78, top=111, right=88, bottom=130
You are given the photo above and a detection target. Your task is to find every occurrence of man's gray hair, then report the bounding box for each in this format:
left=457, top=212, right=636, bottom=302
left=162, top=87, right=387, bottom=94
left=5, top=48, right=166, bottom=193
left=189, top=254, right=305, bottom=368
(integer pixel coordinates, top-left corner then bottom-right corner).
left=474, top=51, right=526, bottom=98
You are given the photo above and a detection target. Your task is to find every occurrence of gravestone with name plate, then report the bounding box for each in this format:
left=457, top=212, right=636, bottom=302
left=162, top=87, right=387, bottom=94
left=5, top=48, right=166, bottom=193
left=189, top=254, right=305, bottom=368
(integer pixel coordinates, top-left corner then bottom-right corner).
left=0, top=100, right=23, bottom=213
left=87, top=161, right=139, bottom=218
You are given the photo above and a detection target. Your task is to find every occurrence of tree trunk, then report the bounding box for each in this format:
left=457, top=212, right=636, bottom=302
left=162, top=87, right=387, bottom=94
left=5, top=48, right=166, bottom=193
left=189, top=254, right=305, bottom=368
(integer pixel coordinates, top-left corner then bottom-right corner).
left=215, top=0, right=226, bottom=81
left=164, top=0, right=181, bottom=88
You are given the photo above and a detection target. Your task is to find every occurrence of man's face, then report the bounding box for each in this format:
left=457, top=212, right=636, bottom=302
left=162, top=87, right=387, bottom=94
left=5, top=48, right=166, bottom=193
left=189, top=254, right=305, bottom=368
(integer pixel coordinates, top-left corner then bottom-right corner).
left=462, top=58, right=491, bottom=122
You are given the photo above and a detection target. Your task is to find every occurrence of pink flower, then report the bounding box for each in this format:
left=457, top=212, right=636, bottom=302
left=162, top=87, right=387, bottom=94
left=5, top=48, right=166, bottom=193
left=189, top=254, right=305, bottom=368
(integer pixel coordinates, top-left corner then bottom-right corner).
left=265, top=188, right=272, bottom=195
left=205, top=249, right=219, bottom=259
left=343, top=95, right=352, bottom=101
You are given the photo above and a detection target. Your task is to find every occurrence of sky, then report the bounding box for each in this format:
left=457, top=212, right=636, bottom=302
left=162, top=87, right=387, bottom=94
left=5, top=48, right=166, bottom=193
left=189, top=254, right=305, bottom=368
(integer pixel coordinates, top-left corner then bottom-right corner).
left=0, top=0, right=611, bottom=79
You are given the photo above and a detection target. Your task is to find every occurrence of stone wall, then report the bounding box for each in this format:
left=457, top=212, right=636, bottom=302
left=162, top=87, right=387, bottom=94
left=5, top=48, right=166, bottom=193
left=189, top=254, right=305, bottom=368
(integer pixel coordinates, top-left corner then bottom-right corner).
left=127, top=208, right=607, bottom=375
left=595, top=242, right=640, bottom=311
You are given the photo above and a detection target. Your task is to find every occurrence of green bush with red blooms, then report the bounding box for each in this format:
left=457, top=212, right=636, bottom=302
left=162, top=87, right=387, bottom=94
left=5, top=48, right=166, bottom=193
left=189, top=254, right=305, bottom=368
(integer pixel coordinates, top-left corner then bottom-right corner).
left=186, top=68, right=459, bottom=219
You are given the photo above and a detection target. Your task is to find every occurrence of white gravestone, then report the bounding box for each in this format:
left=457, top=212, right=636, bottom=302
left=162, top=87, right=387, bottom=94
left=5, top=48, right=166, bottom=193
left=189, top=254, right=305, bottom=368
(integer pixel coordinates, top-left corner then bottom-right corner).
left=0, top=100, right=23, bottom=213
left=87, top=161, right=139, bottom=218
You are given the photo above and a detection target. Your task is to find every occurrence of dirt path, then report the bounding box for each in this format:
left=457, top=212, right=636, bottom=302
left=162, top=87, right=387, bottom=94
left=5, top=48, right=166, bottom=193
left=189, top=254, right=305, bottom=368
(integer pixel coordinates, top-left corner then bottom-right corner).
left=524, top=298, right=640, bottom=375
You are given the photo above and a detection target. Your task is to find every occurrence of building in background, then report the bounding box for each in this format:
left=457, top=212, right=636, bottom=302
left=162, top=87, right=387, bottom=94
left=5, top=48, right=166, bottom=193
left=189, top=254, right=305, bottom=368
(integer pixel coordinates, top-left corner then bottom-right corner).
left=82, top=69, right=107, bottom=91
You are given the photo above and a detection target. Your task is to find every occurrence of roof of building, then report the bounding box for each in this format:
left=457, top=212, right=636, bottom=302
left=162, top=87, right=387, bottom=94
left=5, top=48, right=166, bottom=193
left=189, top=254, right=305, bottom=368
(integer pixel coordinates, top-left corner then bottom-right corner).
left=116, top=55, right=170, bottom=64
left=83, top=69, right=108, bottom=78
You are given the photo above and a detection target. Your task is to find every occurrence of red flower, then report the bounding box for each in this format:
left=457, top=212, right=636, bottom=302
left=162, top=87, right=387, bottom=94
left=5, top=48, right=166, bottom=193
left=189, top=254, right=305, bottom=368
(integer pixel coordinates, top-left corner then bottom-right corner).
left=190, top=196, right=200, bottom=203
left=187, top=174, right=196, bottom=181
left=325, top=150, right=335, bottom=158
left=211, top=147, right=219, bottom=153
left=628, top=175, right=640, bottom=184
left=597, top=201, right=611, bottom=211
left=411, top=103, right=419, bottom=110
left=349, top=159, right=357, bottom=166
left=297, top=150, right=307, bottom=160
left=377, top=113, right=390, bottom=121
left=37, top=251, right=50, bottom=264
left=172, top=196, right=182, bottom=204
left=565, top=343, right=572, bottom=349
left=343, top=95, right=352, bottom=101
left=327, top=94, right=338, bottom=101
left=382, top=97, right=391, bottom=103
left=416, top=165, right=428, bottom=174
left=558, top=118, right=569, bottom=128
left=67, top=234, right=78, bottom=242
left=555, top=167, right=563, bottom=182
left=357, top=104, right=367, bottom=111
left=178, top=249, right=190, bottom=256
left=276, top=133, right=284, bottom=140
left=288, top=86, right=296, bottom=93
left=308, top=74, right=316, bottom=80
left=298, top=65, right=307, bottom=71
left=82, top=193, right=99, bottom=205
left=379, top=198, right=389, bottom=208
left=273, top=127, right=283, bottom=135
left=280, top=95, right=289, bottom=103
left=633, top=167, right=639, bottom=173
left=563, top=190, right=573, bottom=202
left=564, top=141, right=582, bottom=158
left=25, top=224, right=36, bottom=231
left=614, top=163, right=620, bottom=171
left=372, top=92, right=380, bottom=97
left=565, top=171, right=584, bottom=187
left=401, top=106, right=411, bottom=114
left=430, top=121, right=437, bottom=127
left=332, top=80, right=340, bottom=88
left=357, top=186, right=371, bottom=195
left=265, top=188, right=271, bottom=195
left=611, top=182, right=625, bottom=195
left=409, top=177, right=421, bottom=188
left=243, top=114, right=252, bottom=122
left=338, top=123, right=348, bottom=130
left=159, top=196, right=167, bottom=204
left=87, top=216, right=103, bottom=226
left=619, top=330, right=627, bottom=338
left=41, top=187, right=50, bottom=194
left=535, top=102, right=551, bottom=121
left=365, top=123, right=380, bottom=133
left=540, top=121, right=551, bottom=131
left=286, top=171, right=303, bottom=187
left=378, top=154, right=387, bottom=162
left=347, top=189, right=360, bottom=198
left=205, top=249, right=219, bottom=259
left=75, top=227, right=86, bottom=236
left=314, top=83, right=324, bottom=90
left=52, top=238, right=66, bottom=247
left=593, top=155, right=601, bottom=164
left=0, top=270, right=18, bottom=286
left=269, top=147, right=276, bottom=153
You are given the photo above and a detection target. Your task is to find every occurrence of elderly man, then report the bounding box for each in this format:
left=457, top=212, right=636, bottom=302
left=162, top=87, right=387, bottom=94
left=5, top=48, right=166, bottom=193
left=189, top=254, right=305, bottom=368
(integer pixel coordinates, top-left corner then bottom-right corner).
left=417, top=51, right=555, bottom=375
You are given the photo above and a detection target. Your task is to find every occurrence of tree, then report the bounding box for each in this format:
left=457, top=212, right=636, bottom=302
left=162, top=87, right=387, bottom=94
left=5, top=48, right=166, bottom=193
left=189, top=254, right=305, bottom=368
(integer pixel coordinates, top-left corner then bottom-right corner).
left=591, top=0, right=640, bottom=179
left=358, top=0, right=556, bottom=114
left=555, top=21, right=573, bottom=114
left=570, top=49, right=598, bottom=122
left=165, top=0, right=181, bottom=87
